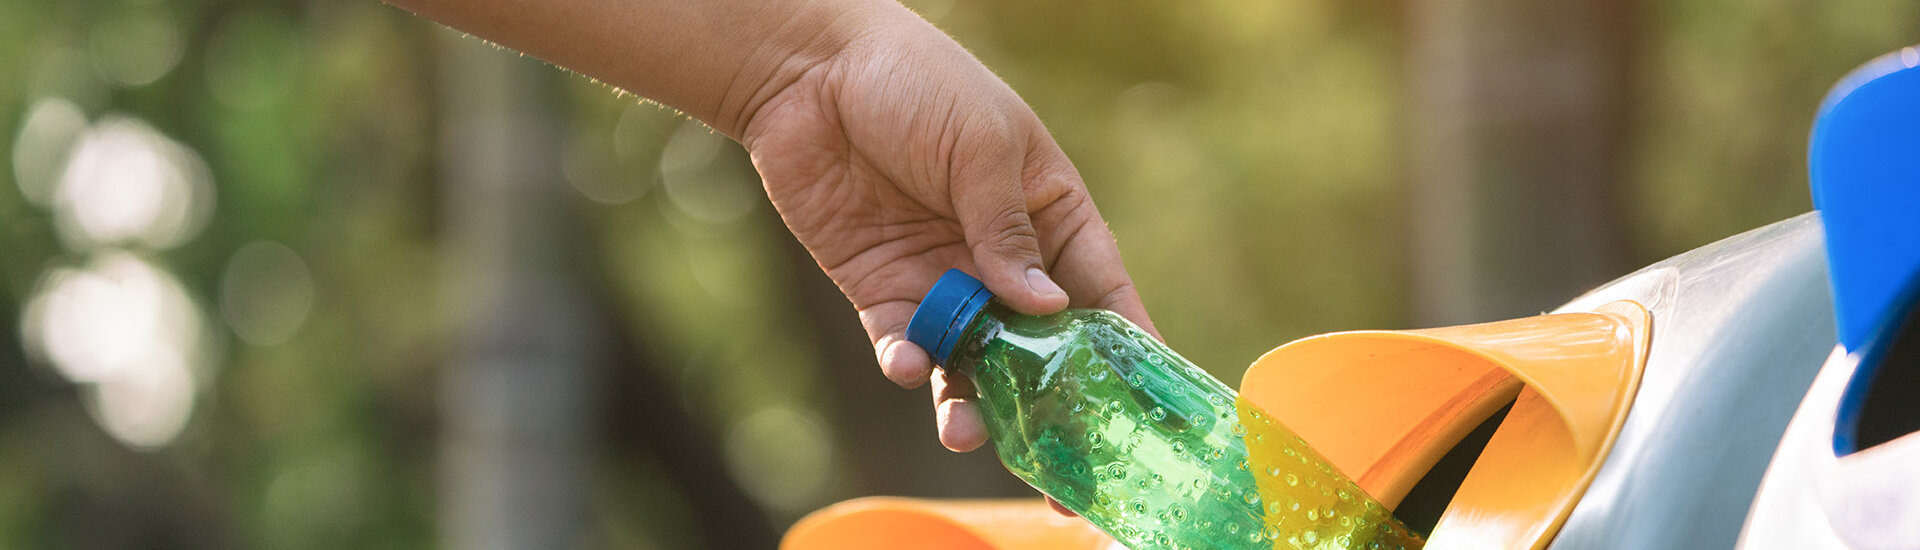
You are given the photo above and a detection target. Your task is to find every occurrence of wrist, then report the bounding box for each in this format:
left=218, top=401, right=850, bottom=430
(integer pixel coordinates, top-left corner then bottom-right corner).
left=718, top=0, right=950, bottom=141
left=705, top=0, right=886, bottom=138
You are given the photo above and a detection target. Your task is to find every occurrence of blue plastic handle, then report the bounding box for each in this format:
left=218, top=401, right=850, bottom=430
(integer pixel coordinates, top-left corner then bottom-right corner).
left=1809, top=47, right=1920, bottom=454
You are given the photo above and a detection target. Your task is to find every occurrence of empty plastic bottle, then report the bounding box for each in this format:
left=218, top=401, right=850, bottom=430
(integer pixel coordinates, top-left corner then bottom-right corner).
left=907, top=269, right=1423, bottom=550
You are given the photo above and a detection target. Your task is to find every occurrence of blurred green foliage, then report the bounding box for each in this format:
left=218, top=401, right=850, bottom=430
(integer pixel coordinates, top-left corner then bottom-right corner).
left=0, top=0, right=1914, bottom=547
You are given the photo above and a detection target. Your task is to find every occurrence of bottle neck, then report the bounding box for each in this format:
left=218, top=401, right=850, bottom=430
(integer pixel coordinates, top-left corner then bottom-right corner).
left=940, top=301, right=1008, bottom=376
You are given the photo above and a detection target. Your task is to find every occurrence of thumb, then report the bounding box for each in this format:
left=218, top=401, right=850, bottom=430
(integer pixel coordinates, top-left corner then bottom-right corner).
left=951, top=139, right=1070, bottom=315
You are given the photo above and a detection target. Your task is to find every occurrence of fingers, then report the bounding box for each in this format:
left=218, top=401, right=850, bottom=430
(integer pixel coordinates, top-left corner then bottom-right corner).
left=866, top=300, right=988, bottom=452
left=949, top=121, right=1071, bottom=316
left=1023, top=151, right=1162, bottom=341
left=931, top=367, right=988, bottom=452
left=861, top=300, right=936, bottom=389
left=1046, top=497, right=1078, bottom=517
left=876, top=335, right=933, bottom=389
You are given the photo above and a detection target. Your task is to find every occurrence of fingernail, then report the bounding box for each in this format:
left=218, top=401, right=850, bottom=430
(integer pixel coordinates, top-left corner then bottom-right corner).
left=1025, top=267, right=1066, bottom=299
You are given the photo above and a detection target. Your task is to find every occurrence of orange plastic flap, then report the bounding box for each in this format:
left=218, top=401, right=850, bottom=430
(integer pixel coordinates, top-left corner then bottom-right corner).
left=1239, top=301, right=1650, bottom=549
left=781, top=497, right=1113, bottom=550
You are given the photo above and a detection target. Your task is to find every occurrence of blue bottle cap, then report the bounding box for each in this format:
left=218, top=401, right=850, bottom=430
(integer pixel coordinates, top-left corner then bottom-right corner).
left=907, top=269, right=996, bottom=365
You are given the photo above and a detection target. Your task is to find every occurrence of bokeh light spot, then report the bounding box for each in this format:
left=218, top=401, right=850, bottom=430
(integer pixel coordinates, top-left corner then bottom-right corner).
left=563, top=128, right=649, bottom=205
left=220, top=241, right=317, bottom=347
left=723, top=406, right=834, bottom=513
left=24, top=253, right=203, bottom=384
left=11, top=97, right=88, bottom=207
left=613, top=102, right=671, bottom=164
left=21, top=253, right=207, bottom=450
left=659, top=120, right=758, bottom=224
left=85, top=350, right=195, bottom=450
left=89, top=9, right=185, bottom=87
left=54, top=117, right=216, bottom=249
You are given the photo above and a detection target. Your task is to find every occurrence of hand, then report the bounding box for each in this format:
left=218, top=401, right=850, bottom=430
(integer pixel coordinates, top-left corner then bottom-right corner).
left=387, top=0, right=1155, bottom=514
left=739, top=6, right=1158, bottom=456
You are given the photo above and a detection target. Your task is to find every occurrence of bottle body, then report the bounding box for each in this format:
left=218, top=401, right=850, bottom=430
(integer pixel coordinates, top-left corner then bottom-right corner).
left=948, top=303, right=1421, bottom=550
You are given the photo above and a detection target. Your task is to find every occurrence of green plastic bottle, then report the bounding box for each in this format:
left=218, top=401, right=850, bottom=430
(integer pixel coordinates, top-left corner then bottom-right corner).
left=907, top=270, right=1423, bottom=550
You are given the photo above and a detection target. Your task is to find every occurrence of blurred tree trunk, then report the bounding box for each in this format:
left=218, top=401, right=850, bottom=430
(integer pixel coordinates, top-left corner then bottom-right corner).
left=435, top=31, right=598, bottom=550
left=1404, top=0, right=1636, bottom=326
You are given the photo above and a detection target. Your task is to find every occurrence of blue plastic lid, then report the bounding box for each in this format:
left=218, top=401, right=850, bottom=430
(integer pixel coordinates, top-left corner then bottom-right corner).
left=907, top=269, right=996, bottom=365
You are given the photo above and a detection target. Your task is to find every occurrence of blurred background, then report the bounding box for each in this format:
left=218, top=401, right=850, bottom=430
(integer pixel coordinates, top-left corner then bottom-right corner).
left=0, top=0, right=1914, bottom=547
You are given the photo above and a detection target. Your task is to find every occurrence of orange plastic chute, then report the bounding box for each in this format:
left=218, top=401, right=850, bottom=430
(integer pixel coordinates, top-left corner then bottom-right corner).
left=781, top=497, right=1113, bottom=550
left=1239, top=300, right=1650, bottom=549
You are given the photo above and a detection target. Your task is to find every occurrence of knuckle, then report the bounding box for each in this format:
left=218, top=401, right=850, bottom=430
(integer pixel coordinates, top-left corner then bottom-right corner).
left=979, top=211, right=1041, bottom=257
left=949, top=115, right=1022, bottom=178
left=1052, top=185, right=1094, bottom=214
left=1095, top=280, right=1139, bottom=310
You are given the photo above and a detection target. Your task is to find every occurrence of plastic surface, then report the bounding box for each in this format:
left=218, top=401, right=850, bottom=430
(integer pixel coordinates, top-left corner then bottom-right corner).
left=1738, top=46, right=1920, bottom=550
left=1240, top=301, right=1650, bottom=550
left=1810, top=46, right=1920, bottom=355
left=909, top=269, right=995, bottom=365
left=1550, top=214, right=1835, bottom=550
left=940, top=298, right=1419, bottom=549
left=782, top=498, right=1115, bottom=550
left=1740, top=346, right=1920, bottom=550
left=1808, top=46, right=1920, bottom=455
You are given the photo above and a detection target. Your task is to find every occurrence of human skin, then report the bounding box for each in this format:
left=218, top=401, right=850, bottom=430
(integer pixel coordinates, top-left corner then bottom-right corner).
left=384, top=0, right=1159, bottom=508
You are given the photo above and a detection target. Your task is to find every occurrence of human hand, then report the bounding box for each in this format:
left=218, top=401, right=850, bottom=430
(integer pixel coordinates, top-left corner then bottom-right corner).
left=386, top=0, right=1154, bottom=514
left=738, top=6, right=1159, bottom=456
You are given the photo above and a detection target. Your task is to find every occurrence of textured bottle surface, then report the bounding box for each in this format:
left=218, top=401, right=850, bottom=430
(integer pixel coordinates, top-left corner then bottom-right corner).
left=949, top=304, right=1423, bottom=550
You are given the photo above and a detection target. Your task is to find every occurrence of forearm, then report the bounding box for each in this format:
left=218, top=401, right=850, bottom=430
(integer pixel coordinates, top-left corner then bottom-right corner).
left=385, top=0, right=897, bottom=137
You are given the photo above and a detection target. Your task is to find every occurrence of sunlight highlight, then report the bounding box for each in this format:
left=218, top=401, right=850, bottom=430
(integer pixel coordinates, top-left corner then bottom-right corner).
left=22, top=253, right=206, bottom=449
left=55, top=117, right=214, bottom=249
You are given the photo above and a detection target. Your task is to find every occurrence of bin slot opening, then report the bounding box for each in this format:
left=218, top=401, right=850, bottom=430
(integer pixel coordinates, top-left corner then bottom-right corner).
left=1395, top=399, right=1514, bottom=534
